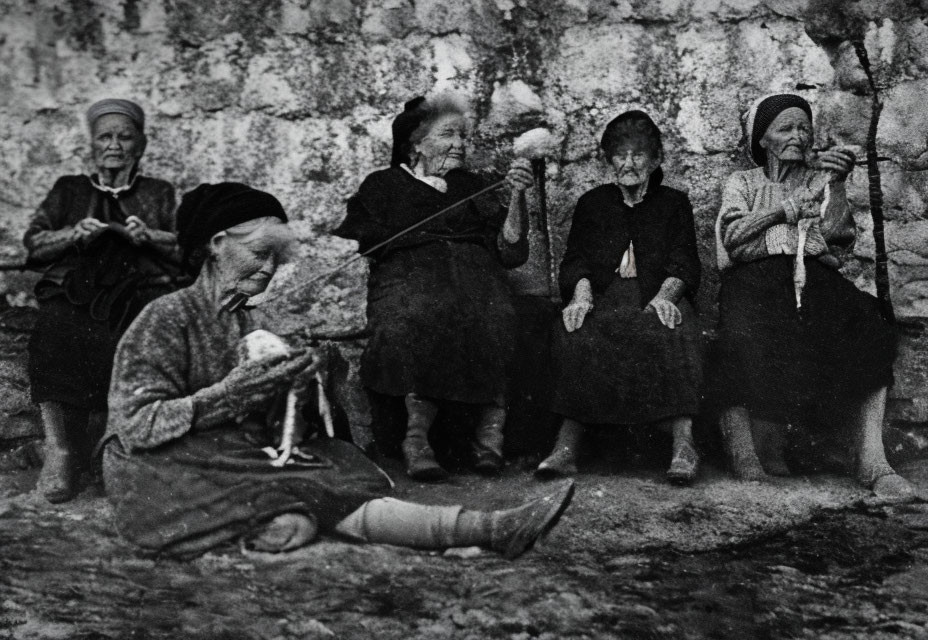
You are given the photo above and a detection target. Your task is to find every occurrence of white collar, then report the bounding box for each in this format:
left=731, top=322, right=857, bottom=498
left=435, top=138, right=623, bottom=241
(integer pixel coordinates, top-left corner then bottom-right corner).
left=90, top=170, right=139, bottom=199
left=400, top=163, right=448, bottom=193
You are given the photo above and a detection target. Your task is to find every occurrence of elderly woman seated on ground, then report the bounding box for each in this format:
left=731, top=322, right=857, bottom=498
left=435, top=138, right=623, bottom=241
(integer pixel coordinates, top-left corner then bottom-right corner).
left=101, top=182, right=573, bottom=558
left=24, top=99, right=179, bottom=504
left=335, top=93, right=534, bottom=481
left=536, top=111, right=703, bottom=484
left=713, top=93, right=914, bottom=500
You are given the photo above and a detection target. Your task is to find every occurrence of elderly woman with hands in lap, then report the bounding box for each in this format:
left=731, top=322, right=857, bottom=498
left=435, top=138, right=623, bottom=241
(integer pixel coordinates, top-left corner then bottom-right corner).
left=537, top=110, right=703, bottom=484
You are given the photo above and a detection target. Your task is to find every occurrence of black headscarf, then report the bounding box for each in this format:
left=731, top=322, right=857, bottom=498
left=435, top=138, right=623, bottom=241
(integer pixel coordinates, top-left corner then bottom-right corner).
left=176, top=182, right=287, bottom=274
left=746, top=93, right=813, bottom=166
left=391, top=97, right=427, bottom=167
left=600, top=110, right=663, bottom=160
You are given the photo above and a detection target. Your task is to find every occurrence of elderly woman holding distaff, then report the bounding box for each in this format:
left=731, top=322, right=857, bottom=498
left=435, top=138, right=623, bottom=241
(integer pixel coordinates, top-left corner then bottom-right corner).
left=24, top=99, right=178, bottom=503
left=335, top=94, right=534, bottom=480
left=102, top=182, right=573, bottom=558
left=714, top=93, right=913, bottom=499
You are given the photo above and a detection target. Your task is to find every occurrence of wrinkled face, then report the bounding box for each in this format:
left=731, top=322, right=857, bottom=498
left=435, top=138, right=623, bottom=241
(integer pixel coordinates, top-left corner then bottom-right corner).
left=413, top=113, right=467, bottom=175
left=212, top=220, right=290, bottom=297
left=91, top=113, right=145, bottom=173
left=610, top=140, right=661, bottom=187
left=759, top=107, right=812, bottom=163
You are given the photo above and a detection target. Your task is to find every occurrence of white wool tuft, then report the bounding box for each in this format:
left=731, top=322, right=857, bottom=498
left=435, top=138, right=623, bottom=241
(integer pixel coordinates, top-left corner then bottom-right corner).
left=238, top=329, right=290, bottom=363
left=513, top=128, right=558, bottom=159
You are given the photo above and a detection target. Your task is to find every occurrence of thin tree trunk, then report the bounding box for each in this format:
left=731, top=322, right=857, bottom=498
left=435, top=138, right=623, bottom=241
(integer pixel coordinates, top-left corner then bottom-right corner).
left=852, top=39, right=895, bottom=323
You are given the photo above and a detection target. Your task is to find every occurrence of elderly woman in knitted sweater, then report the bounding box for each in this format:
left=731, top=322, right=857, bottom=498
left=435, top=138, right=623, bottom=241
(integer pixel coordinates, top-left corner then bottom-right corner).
left=101, top=182, right=573, bottom=558
left=713, top=93, right=914, bottom=500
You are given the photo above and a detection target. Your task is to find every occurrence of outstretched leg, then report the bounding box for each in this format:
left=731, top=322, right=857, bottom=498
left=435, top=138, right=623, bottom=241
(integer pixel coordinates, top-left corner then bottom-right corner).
left=335, top=480, right=575, bottom=560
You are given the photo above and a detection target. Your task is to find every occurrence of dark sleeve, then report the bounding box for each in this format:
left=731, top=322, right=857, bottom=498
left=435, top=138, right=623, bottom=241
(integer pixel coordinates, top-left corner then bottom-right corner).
left=157, top=181, right=177, bottom=232
left=335, top=193, right=390, bottom=254
left=23, top=177, right=71, bottom=249
left=558, top=195, right=597, bottom=301
left=663, top=193, right=701, bottom=295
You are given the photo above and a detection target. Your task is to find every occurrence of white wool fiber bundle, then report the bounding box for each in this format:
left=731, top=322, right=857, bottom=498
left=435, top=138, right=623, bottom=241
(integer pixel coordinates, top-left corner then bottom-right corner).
left=238, top=329, right=291, bottom=364
left=513, top=128, right=558, bottom=159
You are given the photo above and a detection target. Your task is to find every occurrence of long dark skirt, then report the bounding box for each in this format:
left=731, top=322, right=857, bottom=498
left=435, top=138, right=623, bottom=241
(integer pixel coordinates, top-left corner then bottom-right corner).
left=103, top=428, right=393, bottom=558
left=550, top=278, right=703, bottom=425
left=362, top=241, right=517, bottom=404
left=712, top=256, right=896, bottom=423
left=28, top=295, right=121, bottom=409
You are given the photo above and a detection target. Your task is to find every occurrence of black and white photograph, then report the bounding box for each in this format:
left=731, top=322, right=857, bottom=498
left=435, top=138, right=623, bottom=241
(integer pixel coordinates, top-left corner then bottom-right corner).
left=1, top=0, right=927, bottom=638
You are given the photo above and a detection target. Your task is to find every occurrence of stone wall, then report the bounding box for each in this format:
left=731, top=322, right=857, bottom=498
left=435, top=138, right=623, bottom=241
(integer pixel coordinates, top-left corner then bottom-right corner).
left=1, top=0, right=927, bottom=428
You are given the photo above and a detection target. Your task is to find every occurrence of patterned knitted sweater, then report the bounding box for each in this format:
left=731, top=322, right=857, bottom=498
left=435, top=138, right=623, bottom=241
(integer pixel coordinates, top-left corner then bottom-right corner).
left=715, top=166, right=855, bottom=270
left=105, top=276, right=270, bottom=452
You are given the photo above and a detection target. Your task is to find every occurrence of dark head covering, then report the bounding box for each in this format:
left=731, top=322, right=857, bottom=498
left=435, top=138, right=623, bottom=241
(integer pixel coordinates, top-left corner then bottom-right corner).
left=391, top=97, right=428, bottom=167
left=745, top=93, right=813, bottom=166
left=600, top=110, right=663, bottom=160
left=86, top=99, right=146, bottom=132
left=176, top=182, right=288, bottom=274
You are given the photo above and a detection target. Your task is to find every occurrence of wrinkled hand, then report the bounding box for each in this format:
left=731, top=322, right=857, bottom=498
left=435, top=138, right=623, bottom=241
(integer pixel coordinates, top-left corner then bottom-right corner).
left=125, top=215, right=151, bottom=246
left=222, top=349, right=321, bottom=415
left=810, top=146, right=856, bottom=181
left=646, top=297, right=682, bottom=329
left=73, top=218, right=108, bottom=242
left=562, top=299, right=592, bottom=332
left=506, top=158, right=534, bottom=193
left=562, top=280, right=593, bottom=332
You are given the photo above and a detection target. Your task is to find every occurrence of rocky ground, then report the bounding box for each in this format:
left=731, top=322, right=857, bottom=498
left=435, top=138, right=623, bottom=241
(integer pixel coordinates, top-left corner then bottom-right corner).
left=2, top=450, right=928, bottom=640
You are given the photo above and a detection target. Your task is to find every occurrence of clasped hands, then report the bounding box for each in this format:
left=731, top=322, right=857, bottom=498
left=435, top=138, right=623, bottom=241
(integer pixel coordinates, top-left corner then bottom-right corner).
left=72, top=215, right=151, bottom=245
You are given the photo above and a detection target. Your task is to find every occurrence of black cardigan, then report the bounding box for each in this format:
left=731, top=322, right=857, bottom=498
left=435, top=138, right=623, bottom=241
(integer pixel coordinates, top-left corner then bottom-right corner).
left=559, top=169, right=701, bottom=307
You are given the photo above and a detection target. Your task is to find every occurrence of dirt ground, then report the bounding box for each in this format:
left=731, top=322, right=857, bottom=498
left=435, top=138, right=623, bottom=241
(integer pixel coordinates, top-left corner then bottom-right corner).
left=2, top=451, right=928, bottom=640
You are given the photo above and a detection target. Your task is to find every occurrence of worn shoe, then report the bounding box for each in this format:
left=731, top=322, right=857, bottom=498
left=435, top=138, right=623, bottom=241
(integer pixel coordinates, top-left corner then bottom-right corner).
left=491, top=480, right=575, bottom=559
left=535, top=447, right=578, bottom=478
left=402, top=438, right=449, bottom=482
left=473, top=447, right=504, bottom=474
left=871, top=472, right=917, bottom=502
left=666, top=441, right=699, bottom=485
left=247, top=513, right=319, bottom=552
left=37, top=446, right=76, bottom=504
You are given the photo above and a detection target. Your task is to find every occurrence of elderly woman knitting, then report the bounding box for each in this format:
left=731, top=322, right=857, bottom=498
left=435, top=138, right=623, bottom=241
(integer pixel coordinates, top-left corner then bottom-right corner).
left=102, top=182, right=573, bottom=558
left=713, top=93, right=914, bottom=500
left=24, top=99, right=178, bottom=503
left=335, top=93, right=534, bottom=481
left=536, top=110, right=703, bottom=483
